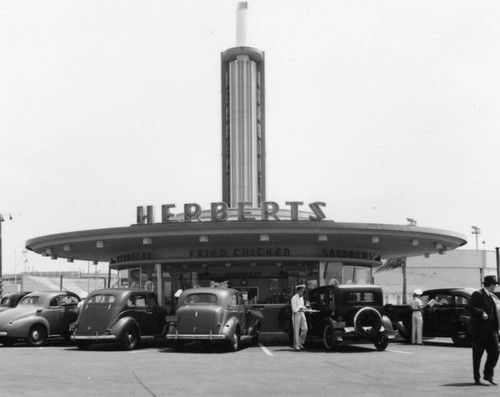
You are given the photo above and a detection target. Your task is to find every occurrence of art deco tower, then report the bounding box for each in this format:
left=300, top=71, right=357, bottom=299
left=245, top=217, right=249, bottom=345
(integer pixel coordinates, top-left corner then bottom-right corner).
left=221, top=1, right=266, bottom=208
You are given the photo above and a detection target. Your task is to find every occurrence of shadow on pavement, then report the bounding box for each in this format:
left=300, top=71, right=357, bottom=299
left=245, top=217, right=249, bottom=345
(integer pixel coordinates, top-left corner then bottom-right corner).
left=441, top=382, right=492, bottom=387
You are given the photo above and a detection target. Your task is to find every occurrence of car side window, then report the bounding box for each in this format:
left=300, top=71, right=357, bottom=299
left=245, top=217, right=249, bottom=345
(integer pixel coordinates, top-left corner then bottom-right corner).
left=229, top=294, right=238, bottom=308
left=49, top=297, right=61, bottom=307
left=436, top=294, right=452, bottom=306
left=127, top=296, right=136, bottom=307
left=309, top=290, right=318, bottom=303
left=135, top=296, right=147, bottom=308
left=328, top=292, right=335, bottom=307
left=455, top=295, right=468, bottom=306
left=62, top=296, right=78, bottom=306
left=147, top=295, right=157, bottom=308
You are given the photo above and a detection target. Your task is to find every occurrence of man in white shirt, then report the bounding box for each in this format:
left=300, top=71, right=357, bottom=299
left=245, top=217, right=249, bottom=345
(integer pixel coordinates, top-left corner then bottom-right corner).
left=291, top=284, right=308, bottom=351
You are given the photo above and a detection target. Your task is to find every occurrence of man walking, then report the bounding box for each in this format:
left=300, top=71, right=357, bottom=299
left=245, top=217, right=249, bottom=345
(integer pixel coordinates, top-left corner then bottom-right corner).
left=468, top=275, right=499, bottom=386
left=291, top=284, right=308, bottom=351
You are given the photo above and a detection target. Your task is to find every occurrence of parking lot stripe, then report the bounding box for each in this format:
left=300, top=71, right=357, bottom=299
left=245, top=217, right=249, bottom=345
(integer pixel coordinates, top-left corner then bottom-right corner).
left=258, top=343, right=274, bottom=356
left=386, top=349, right=413, bottom=355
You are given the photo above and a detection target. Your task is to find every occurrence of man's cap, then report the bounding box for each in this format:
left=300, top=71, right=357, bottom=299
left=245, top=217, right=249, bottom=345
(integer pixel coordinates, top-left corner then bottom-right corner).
left=413, top=288, right=423, bottom=296
left=296, top=284, right=306, bottom=290
left=483, top=275, right=498, bottom=286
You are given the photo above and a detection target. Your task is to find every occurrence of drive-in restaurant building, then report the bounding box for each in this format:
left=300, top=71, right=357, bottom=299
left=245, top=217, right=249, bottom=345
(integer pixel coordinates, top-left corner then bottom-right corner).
left=25, top=3, right=466, bottom=335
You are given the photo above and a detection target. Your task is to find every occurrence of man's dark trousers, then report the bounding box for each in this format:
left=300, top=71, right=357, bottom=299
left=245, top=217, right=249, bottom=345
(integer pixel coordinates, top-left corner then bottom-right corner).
left=472, top=325, right=499, bottom=382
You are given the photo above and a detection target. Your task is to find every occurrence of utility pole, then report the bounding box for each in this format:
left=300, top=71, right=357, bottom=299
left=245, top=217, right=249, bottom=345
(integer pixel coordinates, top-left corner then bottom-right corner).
left=0, top=213, right=13, bottom=295
left=496, top=247, right=499, bottom=281
left=471, top=226, right=481, bottom=250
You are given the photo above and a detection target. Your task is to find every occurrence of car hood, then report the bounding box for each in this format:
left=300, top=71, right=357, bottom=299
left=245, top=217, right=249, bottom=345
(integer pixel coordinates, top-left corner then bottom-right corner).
left=75, top=304, right=123, bottom=333
left=0, top=307, right=40, bottom=326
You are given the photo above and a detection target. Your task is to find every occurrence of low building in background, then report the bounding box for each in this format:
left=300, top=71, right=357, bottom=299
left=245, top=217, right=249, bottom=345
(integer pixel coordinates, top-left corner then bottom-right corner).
left=374, top=249, right=498, bottom=304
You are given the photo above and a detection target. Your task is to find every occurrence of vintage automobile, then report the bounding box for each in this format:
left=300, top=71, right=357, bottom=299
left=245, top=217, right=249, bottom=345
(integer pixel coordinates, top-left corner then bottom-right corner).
left=385, top=287, right=500, bottom=346
left=0, top=290, right=80, bottom=347
left=71, top=288, right=166, bottom=350
left=306, top=284, right=397, bottom=351
left=166, top=287, right=262, bottom=352
left=0, top=291, right=31, bottom=313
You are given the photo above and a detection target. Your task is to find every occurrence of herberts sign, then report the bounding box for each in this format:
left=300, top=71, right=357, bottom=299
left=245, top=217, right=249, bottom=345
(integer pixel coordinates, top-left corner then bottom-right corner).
left=136, top=201, right=327, bottom=224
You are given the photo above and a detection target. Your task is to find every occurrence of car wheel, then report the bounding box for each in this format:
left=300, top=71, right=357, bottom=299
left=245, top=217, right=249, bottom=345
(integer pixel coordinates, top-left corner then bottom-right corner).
left=323, top=324, right=337, bottom=350
left=228, top=329, right=240, bottom=352
left=374, top=334, right=389, bottom=351
left=75, top=341, right=91, bottom=350
left=26, top=324, right=47, bottom=347
left=122, top=326, right=139, bottom=350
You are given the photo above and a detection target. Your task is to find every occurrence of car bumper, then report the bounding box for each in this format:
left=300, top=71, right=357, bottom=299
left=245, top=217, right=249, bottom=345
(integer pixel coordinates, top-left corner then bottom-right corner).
left=166, top=332, right=226, bottom=341
left=72, top=334, right=117, bottom=341
left=334, top=327, right=398, bottom=338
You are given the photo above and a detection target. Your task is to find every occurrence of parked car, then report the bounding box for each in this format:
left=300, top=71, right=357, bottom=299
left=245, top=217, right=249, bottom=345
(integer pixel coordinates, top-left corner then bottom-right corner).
left=385, top=287, right=500, bottom=346
left=0, top=290, right=80, bottom=347
left=306, top=284, right=397, bottom=351
left=166, top=287, right=262, bottom=352
left=0, top=292, right=31, bottom=313
left=71, top=289, right=166, bottom=350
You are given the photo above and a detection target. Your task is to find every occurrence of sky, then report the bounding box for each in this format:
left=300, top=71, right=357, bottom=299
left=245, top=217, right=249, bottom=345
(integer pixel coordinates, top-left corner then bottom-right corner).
left=1, top=0, right=500, bottom=275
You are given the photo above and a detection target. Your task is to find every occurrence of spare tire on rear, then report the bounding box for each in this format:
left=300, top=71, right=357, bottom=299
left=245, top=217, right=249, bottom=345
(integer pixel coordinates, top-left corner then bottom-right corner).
left=353, top=307, right=382, bottom=337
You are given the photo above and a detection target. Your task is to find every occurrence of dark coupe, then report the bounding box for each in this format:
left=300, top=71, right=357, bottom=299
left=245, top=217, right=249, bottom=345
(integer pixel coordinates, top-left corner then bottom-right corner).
left=71, top=288, right=166, bottom=350
left=0, top=290, right=80, bottom=347
left=386, top=287, right=500, bottom=346
left=0, top=291, right=31, bottom=313
left=166, top=287, right=262, bottom=352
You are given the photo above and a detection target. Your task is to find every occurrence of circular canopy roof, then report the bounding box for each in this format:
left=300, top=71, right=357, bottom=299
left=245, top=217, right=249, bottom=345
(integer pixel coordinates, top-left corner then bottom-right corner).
left=26, top=221, right=467, bottom=267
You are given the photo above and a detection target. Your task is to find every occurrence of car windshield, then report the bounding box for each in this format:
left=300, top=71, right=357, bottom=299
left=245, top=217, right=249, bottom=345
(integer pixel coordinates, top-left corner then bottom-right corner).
left=185, top=293, right=217, bottom=304
left=1, top=297, right=11, bottom=306
left=86, top=294, right=116, bottom=304
left=19, top=296, right=41, bottom=305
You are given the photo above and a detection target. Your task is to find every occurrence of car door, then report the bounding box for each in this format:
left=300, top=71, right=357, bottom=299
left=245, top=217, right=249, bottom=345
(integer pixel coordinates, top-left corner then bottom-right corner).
left=131, top=294, right=149, bottom=334
left=307, top=289, right=330, bottom=336
left=60, top=295, right=81, bottom=330
left=229, top=292, right=245, bottom=329
left=143, top=294, right=164, bottom=335
left=425, top=293, right=455, bottom=336
left=42, top=295, right=66, bottom=335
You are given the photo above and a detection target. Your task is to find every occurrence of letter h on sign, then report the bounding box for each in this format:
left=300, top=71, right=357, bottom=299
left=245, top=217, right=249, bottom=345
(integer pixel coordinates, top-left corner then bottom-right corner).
left=137, top=206, right=155, bottom=224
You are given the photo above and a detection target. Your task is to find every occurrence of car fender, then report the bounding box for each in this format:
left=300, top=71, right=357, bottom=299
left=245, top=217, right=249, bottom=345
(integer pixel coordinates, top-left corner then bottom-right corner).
left=381, top=315, right=394, bottom=333
left=245, top=311, right=262, bottom=335
left=4, top=315, right=51, bottom=338
left=221, top=316, right=240, bottom=338
left=110, top=317, right=140, bottom=338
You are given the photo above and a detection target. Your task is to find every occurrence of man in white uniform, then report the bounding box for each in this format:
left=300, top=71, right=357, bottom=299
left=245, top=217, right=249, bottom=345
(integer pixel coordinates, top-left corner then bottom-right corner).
left=291, top=284, right=308, bottom=351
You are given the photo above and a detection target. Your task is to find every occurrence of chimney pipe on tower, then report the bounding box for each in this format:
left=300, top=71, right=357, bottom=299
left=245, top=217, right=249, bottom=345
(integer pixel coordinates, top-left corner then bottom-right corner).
left=236, top=1, right=248, bottom=47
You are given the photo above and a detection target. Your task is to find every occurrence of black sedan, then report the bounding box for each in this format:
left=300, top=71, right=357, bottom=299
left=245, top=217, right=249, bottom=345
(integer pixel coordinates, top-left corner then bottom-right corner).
left=0, top=290, right=80, bottom=346
left=71, top=289, right=166, bottom=350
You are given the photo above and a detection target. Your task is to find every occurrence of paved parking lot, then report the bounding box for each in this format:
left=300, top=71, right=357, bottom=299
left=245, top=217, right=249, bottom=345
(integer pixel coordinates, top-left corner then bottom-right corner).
left=0, top=338, right=498, bottom=397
